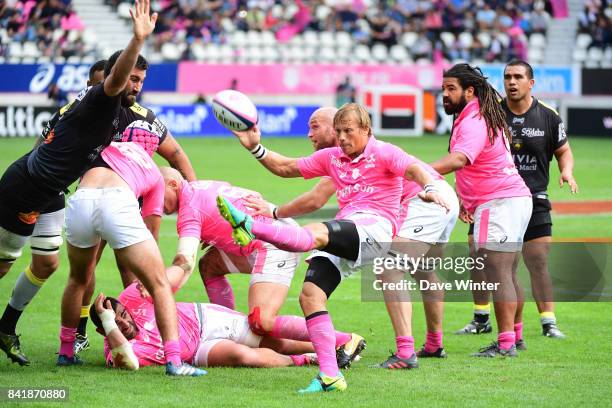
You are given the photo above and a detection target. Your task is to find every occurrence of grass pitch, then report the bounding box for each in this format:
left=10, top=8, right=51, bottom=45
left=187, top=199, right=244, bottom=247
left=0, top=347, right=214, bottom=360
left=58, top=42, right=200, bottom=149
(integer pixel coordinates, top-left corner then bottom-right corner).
left=0, top=135, right=611, bottom=407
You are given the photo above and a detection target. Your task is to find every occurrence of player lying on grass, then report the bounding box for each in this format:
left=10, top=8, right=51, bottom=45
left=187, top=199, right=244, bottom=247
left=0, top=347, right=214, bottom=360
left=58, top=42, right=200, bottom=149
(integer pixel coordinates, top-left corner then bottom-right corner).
left=161, top=167, right=364, bottom=368
left=90, top=286, right=319, bottom=370
left=217, top=103, right=450, bottom=393
left=245, top=106, right=459, bottom=369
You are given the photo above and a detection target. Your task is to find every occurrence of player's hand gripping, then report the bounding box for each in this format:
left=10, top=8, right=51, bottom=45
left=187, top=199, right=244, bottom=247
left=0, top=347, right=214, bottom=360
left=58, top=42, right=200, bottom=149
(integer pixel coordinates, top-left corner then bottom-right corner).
left=94, top=292, right=114, bottom=316
left=418, top=190, right=451, bottom=213
left=458, top=202, right=474, bottom=223
left=130, top=0, right=157, bottom=41
left=244, top=195, right=274, bottom=217
left=231, top=125, right=262, bottom=151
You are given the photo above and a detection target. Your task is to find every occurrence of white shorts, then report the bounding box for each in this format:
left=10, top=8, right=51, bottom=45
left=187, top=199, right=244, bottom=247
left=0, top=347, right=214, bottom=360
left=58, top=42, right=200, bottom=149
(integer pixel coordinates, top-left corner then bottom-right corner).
left=218, top=218, right=301, bottom=287
left=306, top=212, right=393, bottom=279
left=30, top=208, right=64, bottom=255
left=397, top=180, right=459, bottom=244
left=473, top=196, right=532, bottom=252
left=65, top=188, right=152, bottom=250
left=193, top=303, right=261, bottom=367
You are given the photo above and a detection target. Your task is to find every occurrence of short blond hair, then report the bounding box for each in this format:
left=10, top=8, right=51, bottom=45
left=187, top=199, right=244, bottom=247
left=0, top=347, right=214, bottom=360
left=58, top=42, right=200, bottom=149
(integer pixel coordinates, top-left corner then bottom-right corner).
left=160, top=166, right=184, bottom=183
left=333, top=103, right=371, bottom=135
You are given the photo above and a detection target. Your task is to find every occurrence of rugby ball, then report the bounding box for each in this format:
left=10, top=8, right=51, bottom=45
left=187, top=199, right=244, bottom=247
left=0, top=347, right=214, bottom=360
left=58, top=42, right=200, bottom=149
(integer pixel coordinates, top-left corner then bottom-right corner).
left=212, top=90, right=258, bottom=131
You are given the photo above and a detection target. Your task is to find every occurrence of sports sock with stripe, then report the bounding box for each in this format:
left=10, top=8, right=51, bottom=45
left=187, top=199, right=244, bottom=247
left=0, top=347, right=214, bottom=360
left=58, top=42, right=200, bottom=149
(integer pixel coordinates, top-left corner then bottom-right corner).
left=0, top=265, right=47, bottom=334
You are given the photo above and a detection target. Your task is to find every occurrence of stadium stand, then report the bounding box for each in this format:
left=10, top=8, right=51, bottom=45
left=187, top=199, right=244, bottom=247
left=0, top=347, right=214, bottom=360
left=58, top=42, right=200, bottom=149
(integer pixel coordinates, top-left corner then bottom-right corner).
left=1, top=0, right=609, bottom=66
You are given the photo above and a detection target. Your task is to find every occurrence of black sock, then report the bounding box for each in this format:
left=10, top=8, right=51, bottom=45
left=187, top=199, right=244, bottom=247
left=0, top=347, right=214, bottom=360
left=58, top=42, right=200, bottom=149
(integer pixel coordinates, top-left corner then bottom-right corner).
left=474, top=312, right=490, bottom=324
left=77, top=317, right=88, bottom=337
left=0, top=304, right=23, bottom=335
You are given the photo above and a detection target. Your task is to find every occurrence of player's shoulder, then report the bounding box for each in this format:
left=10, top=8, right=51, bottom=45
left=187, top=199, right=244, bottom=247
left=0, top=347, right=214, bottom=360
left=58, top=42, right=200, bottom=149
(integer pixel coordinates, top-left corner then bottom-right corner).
left=535, top=98, right=561, bottom=118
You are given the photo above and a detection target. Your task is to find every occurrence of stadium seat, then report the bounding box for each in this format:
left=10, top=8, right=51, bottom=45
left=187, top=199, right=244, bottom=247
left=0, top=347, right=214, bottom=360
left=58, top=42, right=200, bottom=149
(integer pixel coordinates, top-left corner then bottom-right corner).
left=584, top=59, right=600, bottom=68
left=81, top=55, right=95, bottom=64
left=529, top=33, right=546, bottom=49
left=459, top=32, right=473, bottom=48
left=576, top=33, right=593, bottom=49
left=572, top=48, right=587, bottom=63
left=67, top=56, right=82, bottom=64
left=0, top=56, right=5, bottom=64
left=147, top=52, right=164, bottom=63
left=302, top=31, right=319, bottom=47
left=319, top=31, right=335, bottom=48
left=319, top=47, right=337, bottom=63
left=335, top=32, right=353, bottom=48
left=191, top=43, right=206, bottom=61
left=527, top=47, right=543, bottom=63
left=440, top=32, right=455, bottom=48
left=335, top=46, right=350, bottom=63
left=605, top=47, right=612, bottom=62
left=371, top=43, right=388, bottom=63
left=477, top=32, right=492, bottom=48
left=496, top=32, right=511, bottom=48
left=354, top=44, right=371, bottom=63
left=161, top=43, right=182, bottom=61
left=315, top=4, right=332, bottom=21
left=390, top=44, right=410, bottom=64
left=52, top=29, right=64, bottom=42
left=230, top=31, right=247, bottom=47
left=37, top=56, right=51, bottom=63
left=289, top=33, right=304, bottom=47
left=67, top=30, right=80, bottom=43
left=21, top=42, right=40, bottom=58
left=221, top=17, right=236, bottom=33
left=260, top=31, right=276, bottom=46
left=117, top=2, right=131, bottom=19
left=246, top=30, right=262, bottom=46
left=54, top=56, right=66, bottom=64
left=588, top=47, right=604, bottom=62
left=21, top=57, right=36, bottom=64
left=262, top=45, right=280, bottom=63
left=208, top=44, right=224, bottom=62
left=219, top=44, right=235, bottom=63
left=401, top=32, right=418, bottom=48
left=7, top=42, right=23, bottom=59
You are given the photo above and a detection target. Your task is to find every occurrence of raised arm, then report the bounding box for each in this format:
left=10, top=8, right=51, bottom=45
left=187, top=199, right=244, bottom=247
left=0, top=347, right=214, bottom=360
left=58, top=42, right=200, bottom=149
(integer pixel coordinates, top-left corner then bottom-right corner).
left=103, top=0, right=157, bottom=97
left=231, top=125, right=302, bottom=178
left=245, top=178, right=336, bottom=218
left=156, top=131, right=197, bottom=181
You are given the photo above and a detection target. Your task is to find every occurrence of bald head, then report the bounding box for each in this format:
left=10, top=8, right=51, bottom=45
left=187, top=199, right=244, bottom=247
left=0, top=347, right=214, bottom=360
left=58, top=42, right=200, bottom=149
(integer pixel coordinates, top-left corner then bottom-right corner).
left=308, top=106, right=338, bottom=151
left=161, top=167, right=183, bottom=183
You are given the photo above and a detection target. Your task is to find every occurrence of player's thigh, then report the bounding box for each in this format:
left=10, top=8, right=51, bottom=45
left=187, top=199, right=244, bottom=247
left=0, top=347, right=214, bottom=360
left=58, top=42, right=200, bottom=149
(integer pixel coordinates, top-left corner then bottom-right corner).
left=249, top=240, right=300, bottom=288
left=199, top=246, right=250, bottom=277
left=202, top=340, right=254, bottom=367
left=473, top=197, right=532, bottom=253
left=114, top=239, right=166, bottom=287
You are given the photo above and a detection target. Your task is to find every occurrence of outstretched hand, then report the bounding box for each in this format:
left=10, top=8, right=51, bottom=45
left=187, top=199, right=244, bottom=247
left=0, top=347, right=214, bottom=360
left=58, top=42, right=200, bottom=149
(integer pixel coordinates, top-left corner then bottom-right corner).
left=418, top=191, right=451, bottom=213
left=232, top=125, right=262, bottom=151
left=130, top=0, right=157, bottom=41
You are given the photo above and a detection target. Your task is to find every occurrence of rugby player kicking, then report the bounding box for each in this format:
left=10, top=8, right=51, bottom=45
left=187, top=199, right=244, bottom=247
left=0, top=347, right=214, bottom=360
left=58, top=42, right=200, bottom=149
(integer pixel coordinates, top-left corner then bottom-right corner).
left=431, top=63, right=532, bottom=357
left=217, top=103, right=450, bottom=392
left=160, top=166, right=363, bottom=369
left=245, top=107, right=459, bottom=369
left=456, top=60, right=577, bottom=341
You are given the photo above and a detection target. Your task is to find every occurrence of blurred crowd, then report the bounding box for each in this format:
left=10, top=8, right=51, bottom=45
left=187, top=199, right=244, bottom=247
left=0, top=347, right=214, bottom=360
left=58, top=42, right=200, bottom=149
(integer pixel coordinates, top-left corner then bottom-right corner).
left=578, top=0, right=611, bottom=49
left=0, top=0, right=87, bottom=58
left=140, top=0, right=556, bottom=62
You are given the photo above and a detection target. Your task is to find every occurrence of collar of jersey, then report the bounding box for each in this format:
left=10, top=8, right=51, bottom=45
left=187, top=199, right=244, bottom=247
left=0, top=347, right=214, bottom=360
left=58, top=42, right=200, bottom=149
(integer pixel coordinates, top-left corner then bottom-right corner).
left=338, top=135, right=377, bottom=163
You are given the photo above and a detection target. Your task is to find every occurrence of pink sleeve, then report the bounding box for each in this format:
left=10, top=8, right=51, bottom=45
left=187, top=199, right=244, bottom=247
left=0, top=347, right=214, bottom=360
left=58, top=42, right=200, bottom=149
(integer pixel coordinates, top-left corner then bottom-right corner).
left=177, top=205, right=202, bottom=239
left=451, top=116, right=488, bottom=164
left=140, top=174, right=165, bottom=218
left=296, top=149, right=330, bottom=179
left=382, top=143, right=417, bottom=177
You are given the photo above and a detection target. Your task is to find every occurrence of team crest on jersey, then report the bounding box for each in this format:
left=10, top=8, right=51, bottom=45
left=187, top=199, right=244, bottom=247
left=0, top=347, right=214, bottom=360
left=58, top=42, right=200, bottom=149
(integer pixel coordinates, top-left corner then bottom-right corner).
left=18, top=211, right=40, bottom=225
left=513, top=138, right=523, bottom=150
left=352, top=168, right=361, bottom=179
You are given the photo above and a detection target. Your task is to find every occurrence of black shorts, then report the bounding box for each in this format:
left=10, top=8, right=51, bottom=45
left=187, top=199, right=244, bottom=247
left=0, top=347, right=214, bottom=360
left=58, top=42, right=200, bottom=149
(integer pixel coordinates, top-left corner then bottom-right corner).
left=467, top=196, right=552, bottom=241
left=0, top=154, right=61, bottom=236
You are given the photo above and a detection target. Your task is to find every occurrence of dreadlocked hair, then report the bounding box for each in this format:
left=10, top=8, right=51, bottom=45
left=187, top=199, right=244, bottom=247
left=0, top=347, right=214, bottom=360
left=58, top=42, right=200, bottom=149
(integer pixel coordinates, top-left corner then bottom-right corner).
left=443, top=63, right=511, bottom=145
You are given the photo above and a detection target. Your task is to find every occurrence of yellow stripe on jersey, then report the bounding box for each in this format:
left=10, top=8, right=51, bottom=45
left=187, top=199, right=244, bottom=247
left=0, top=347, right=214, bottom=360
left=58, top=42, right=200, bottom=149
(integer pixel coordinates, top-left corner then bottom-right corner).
left=130, top=102, right=149, bottom=117
left=538, top=100, right=559, bottom=115
left=59, top=101, right=74, bottom=115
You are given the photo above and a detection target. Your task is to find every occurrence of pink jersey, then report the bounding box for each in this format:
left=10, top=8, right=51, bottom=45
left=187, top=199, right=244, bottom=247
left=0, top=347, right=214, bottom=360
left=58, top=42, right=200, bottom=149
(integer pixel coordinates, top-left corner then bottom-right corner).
left=101, top=142, right=164, bottom=217
left=297, top=136, right=417, bottom=233
left=450, top=98, right=531, bottom=213
left=103, top=283, right=200, bottom=367
left=398, top=161, right=444, bottom=224
left=176, top=180, right=272, bottom=257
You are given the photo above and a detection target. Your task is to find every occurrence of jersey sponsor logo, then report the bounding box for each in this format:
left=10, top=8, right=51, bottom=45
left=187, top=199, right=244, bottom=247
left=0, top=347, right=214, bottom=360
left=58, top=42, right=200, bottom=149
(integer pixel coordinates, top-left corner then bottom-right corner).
left=521, top=128, right=545, bottom=138
left=130, top=103, right=148, bottom=117
left=337, top=182, right=375, bottom=198
left=0, top=106, right=54, bottom=138
left=513, top=154, right=537, bottom=171
left=18, top=211, right=40, bottom=225
left=351, top=168, right=361, bottom=180
left=512, top=117, right=525, bottom=125
left=558, top=123, right=567, bottom=142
